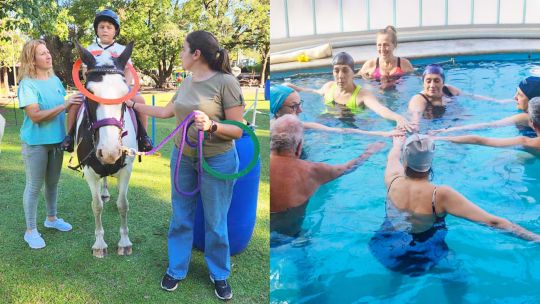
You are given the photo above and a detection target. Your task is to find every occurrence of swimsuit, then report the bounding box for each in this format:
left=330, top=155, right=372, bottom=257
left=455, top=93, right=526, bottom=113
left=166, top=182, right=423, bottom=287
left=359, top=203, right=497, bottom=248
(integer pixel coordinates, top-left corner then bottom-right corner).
left=417, top=87, right=454, bottom=119
left=517, top=125, right=537, bottom=138
left=270, top=201, right=308, bottom=237
left=372, top=57, right=404, bottom=80
left=369, top=177, right=449, bottom=277
left=323, top=83, right=364, bottom=114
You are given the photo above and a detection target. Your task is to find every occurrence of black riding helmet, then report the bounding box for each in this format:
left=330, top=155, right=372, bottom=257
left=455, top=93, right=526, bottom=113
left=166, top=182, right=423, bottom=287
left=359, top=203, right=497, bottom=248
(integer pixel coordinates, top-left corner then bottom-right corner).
left=93, top=9, right=120, bottom=37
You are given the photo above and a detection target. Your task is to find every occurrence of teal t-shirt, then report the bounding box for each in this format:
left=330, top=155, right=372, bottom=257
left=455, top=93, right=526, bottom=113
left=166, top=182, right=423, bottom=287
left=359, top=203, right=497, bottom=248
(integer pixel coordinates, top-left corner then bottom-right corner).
left=18, top=76, right=66, bottom=145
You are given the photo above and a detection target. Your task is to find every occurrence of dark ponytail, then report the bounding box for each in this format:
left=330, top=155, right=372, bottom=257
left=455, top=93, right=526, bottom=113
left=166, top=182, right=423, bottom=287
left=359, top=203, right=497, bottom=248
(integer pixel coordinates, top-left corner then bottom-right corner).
left=186, top=30, right=232, bottom=75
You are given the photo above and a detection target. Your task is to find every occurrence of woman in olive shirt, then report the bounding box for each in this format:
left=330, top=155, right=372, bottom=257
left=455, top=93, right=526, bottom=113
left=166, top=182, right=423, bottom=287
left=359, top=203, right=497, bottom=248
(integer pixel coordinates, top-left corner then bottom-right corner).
left=128, top=31, right=243, bottom=300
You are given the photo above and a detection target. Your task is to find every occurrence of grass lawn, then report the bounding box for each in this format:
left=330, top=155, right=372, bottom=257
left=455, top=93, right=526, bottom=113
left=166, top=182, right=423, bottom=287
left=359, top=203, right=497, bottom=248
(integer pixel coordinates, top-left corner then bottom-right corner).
left=0, top=88, right=269, bottom=304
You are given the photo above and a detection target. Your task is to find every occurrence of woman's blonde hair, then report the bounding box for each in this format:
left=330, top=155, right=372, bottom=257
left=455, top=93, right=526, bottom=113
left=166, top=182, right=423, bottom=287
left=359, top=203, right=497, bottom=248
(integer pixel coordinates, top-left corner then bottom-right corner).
left=19, top=39, right=54, bottom=80
left=376, top=25, right=398, bottom=47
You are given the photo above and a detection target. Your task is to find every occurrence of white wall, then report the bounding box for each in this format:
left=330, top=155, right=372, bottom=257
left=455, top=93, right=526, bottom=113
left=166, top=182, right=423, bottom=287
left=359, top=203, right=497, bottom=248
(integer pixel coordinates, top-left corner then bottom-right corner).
left=271, top=0, right=538, bottom=39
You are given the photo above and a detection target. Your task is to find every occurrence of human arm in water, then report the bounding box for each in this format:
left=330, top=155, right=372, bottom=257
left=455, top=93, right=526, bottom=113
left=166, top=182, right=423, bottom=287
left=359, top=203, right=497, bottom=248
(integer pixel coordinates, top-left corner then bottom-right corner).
left=303, top=121, right=405, bottom=137
left=313, top=141, right=386, bottom=185
left=384, top=135, right=405, bottom=188
left=429, top=113, right=529, bottom=135
left=433, top=134, right=540, bottom=150
left=362, top=89, right=415, bottom=132
left=438, top=186, right=540, bottom=242
left=407, top=94, right=428, bottom=128
left=357, top=59, right=376, bottom=79
left=282, top=81, right=331, bottom=96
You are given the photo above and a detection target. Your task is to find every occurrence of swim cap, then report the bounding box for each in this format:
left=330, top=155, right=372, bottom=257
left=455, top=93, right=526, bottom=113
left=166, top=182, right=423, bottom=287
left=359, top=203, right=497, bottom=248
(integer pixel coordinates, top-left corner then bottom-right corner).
left=422, top=64, right=445, bottom=82
left=270, top=85, right=294, bottom=116
left=332, top=52, right=355, bottom=71
left=529, top=97, right=540, bottom=127
left=402, top=134, right=435, bottom=173
left=518, top=76, right=540, bottom=100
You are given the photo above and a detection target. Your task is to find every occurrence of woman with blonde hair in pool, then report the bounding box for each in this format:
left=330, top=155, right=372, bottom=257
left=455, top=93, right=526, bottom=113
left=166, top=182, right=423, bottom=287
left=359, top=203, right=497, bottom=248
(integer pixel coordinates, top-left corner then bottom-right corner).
left=358, top=26, right=414, bottom=83
left=370, top=134, right=540, bottom=276
left=434, top=97, right=540, bottom=152
left=284, top=51, right=414, bottom=132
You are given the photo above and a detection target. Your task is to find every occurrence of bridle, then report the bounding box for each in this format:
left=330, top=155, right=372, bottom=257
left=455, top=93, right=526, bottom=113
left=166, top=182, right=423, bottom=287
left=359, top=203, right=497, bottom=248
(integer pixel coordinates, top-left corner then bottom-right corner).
left=69, top=67, right=129, bottom=172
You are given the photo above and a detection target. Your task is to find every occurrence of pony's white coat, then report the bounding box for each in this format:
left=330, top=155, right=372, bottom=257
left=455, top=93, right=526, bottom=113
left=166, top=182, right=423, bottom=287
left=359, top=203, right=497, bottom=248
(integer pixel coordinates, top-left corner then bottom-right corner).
left=76, top=47, right=137, bottom=257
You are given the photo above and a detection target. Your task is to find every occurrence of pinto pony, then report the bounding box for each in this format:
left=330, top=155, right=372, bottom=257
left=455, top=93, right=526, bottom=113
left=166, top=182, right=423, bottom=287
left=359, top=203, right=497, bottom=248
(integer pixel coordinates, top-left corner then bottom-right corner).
left=74, top=42, right=137, bottom=257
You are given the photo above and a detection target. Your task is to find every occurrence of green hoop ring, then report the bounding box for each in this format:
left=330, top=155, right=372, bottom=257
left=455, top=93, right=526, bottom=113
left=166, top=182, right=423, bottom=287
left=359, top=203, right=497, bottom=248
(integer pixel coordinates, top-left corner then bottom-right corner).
left=202, top=120, right=260, bottom=180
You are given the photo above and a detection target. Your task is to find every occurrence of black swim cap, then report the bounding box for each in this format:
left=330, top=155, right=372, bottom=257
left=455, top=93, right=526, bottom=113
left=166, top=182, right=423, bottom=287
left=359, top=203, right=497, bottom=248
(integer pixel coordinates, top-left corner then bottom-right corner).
left=332, top=52, right=354, bottom=71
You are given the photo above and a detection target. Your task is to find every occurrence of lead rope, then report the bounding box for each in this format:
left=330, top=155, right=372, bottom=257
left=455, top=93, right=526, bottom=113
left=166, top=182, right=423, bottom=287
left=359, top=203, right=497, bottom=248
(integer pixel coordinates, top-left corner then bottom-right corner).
left=122, top=112, right=205, bottom=196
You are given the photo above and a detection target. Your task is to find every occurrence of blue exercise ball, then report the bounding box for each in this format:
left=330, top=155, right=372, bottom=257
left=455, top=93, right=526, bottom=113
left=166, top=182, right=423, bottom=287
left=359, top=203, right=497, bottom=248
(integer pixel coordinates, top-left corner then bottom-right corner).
left=193, top=130, right=260, bottom=255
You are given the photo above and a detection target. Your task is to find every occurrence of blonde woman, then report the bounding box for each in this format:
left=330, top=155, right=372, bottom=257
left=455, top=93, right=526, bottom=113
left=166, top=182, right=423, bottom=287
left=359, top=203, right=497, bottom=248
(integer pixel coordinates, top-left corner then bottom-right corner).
left=17, top=40, right=82, bottom=249
left=359, top=25, right=414, bottom=81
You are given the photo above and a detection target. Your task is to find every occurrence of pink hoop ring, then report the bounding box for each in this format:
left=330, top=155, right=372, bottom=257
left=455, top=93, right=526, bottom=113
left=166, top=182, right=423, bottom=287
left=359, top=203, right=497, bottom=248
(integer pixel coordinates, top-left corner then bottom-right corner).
left=72, top=50, right=140, bottom=105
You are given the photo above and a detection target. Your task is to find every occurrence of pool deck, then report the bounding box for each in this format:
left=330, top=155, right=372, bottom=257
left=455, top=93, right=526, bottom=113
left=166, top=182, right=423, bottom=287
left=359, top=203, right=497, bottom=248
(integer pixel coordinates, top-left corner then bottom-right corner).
left=271, top=38, right=540, bottom=73
left=270, top=25, right=540, bottom=73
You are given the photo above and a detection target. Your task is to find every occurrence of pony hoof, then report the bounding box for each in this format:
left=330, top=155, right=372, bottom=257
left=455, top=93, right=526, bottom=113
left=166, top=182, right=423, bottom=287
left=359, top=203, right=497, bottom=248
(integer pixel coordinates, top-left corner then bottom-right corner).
left=93, top=248, right=108, bottom=258
left=117, top=246, right=132, bottom=256
left=101, top=195, right=110, bottom=203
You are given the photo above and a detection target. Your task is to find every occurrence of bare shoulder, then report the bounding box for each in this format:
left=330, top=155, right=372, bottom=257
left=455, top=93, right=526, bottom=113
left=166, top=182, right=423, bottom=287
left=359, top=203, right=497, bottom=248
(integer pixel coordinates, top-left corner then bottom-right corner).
left=321, top=81, right=335, bottom=93
left=400, top=57, right=414, bottom=72
left=409, top=93, right=426, bottom=105
left=435, top=185, right=460, bottom=203
left=360, top=59, right=376, bottom=71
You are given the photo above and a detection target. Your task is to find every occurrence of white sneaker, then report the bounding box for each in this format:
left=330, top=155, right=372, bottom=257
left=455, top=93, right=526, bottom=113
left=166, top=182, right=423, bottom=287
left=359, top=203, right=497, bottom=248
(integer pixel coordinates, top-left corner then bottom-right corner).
left=44, top=218, right=72, bottom=232
left=24, top=229, right=46, bottom=249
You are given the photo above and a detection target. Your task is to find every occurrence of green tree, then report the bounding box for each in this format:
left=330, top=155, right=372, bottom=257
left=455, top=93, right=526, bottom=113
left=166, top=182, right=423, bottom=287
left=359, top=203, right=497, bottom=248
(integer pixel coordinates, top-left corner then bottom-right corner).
left=181, top=0, right=269, bottom=82
left=121, top=0, right=188, bottom=88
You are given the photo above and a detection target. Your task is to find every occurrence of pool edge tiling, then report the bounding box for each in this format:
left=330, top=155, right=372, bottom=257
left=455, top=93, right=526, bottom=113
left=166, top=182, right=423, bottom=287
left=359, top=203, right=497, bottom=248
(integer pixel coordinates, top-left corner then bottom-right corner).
left=270, top=38, right=540, bottom=74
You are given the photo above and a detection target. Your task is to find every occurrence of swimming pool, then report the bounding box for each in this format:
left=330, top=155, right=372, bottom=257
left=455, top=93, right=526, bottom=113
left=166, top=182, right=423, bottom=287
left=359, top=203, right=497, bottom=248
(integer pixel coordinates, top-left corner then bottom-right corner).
left=270, top=57, right=540, bottom=303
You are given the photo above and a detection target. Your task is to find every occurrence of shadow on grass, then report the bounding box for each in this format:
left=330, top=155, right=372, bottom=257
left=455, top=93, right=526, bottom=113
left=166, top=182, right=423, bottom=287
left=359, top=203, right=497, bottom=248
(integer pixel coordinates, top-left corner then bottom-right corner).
left=0, top=107, right=269, bottom=303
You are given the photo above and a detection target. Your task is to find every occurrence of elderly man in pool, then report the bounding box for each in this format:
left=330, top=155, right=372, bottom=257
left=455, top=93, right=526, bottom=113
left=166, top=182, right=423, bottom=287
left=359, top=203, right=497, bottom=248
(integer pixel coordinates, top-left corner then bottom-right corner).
left=270, top=114, right=385, bottom=236
left=270, top=84, right=403, bottom=137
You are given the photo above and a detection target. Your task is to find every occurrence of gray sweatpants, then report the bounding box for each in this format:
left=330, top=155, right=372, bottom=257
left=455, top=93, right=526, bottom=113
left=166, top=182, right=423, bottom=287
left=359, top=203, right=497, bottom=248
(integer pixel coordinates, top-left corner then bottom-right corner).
left=21, top=143, right=63, bottom=230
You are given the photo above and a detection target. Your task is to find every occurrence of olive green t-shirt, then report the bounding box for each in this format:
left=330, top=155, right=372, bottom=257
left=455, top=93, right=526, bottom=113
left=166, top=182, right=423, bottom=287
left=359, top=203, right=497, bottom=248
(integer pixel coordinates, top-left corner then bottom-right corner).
left=173, top=72, right=245, bottom=157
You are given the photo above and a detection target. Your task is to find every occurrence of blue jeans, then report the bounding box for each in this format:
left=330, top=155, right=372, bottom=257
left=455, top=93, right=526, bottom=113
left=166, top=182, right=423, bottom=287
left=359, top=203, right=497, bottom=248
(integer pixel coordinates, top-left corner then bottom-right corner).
left=167, top=147, right=238, bottom=280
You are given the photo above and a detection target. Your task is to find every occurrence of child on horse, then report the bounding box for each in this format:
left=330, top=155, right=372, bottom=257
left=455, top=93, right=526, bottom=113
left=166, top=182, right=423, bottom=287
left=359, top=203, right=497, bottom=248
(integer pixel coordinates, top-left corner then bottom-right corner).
left=61, top=9, right=153, bottom=153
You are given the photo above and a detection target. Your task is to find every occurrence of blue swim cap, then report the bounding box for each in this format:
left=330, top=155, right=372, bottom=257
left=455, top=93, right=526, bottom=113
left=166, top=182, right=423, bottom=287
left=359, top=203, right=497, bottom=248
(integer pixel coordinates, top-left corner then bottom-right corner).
left=422, top=64, right=445, bottom=82
left=270, top=85, right=294, bottom=116
left=518, top=76, right=540, bottom=100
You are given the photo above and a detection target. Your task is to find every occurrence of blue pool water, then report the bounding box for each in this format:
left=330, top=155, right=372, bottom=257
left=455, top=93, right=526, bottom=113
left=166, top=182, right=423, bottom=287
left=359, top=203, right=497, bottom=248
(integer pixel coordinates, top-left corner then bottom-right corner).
left=270, top=58, right=540, bottom=303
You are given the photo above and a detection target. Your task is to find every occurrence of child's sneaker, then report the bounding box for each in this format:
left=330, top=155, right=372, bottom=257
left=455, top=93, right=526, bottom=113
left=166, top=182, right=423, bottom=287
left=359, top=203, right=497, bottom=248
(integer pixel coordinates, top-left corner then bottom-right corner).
left=24, top=229, right=46, bottom=249
left=44, top=218, right=72, bottom=232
